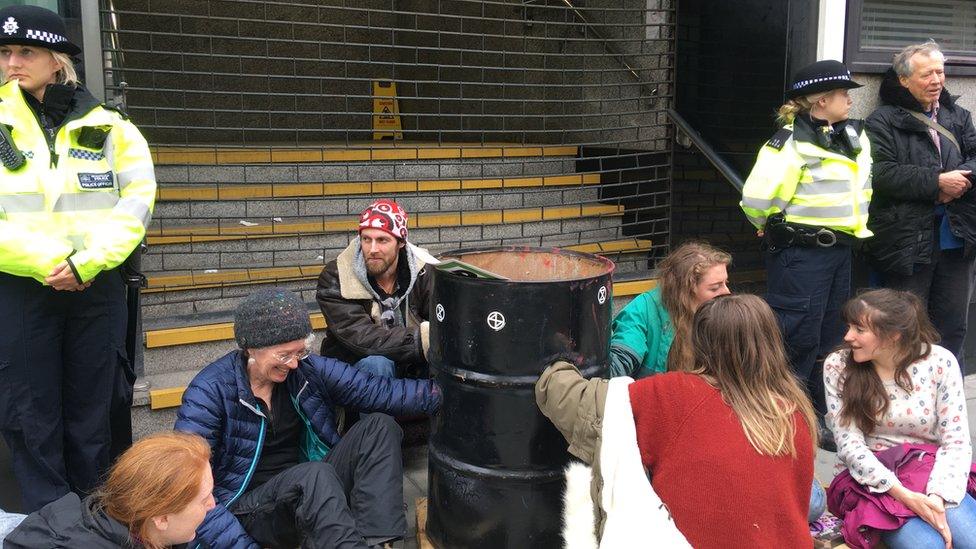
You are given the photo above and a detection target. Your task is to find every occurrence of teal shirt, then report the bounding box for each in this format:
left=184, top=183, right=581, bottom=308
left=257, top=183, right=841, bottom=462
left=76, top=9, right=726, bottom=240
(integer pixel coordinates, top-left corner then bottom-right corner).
left=606, top=287, right=674, bottom=378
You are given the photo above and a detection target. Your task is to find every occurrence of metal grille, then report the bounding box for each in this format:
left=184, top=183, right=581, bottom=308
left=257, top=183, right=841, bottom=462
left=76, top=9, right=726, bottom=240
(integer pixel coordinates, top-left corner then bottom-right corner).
left=100, top=0, right=675, bottom=320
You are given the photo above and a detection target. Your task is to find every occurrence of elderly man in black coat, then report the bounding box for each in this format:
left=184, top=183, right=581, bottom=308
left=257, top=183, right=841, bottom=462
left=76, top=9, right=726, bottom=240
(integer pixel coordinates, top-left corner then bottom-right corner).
left=865, top=40, right=976, bottom=365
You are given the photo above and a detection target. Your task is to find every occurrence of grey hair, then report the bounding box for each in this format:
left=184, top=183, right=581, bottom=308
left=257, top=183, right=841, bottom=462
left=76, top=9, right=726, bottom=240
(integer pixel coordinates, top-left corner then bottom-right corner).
left=893, top=41, right=946, bottom=78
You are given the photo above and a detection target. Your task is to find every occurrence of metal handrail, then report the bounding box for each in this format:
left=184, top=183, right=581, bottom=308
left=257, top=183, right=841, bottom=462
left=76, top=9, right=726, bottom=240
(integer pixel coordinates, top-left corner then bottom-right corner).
left=555, top=0, right=641, bottom=83
left=666, top=108, right=744, bottom=191
left=102, top=0, right=128, bottom=110
left=525, top=0, right=654, bottom=94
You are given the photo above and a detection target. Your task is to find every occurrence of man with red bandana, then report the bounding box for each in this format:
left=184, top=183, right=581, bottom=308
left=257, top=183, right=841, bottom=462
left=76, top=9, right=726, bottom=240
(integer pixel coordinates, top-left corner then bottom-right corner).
left=864, top=41, right=976, bottom=369
left=315, top=200, right=438, bottom=379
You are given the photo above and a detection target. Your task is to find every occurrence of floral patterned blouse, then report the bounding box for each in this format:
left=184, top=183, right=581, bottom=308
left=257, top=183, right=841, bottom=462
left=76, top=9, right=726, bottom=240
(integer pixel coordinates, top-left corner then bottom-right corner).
left=823, top=345, right=972, bottom=505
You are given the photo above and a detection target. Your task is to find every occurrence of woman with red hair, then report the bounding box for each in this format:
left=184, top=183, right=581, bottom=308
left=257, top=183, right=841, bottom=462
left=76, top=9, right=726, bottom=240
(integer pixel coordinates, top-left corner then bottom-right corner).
left=1, top=431, right=215, bottom=548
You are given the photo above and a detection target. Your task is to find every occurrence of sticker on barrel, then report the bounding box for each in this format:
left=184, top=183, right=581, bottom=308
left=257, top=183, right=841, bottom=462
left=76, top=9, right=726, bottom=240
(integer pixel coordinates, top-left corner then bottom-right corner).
left=487, top=311, right=506, bottom=331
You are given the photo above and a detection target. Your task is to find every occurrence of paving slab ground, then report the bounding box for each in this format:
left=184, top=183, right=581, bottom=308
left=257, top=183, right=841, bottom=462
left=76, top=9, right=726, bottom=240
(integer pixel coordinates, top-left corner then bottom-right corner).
left=3, top=374, right=975, bottom=547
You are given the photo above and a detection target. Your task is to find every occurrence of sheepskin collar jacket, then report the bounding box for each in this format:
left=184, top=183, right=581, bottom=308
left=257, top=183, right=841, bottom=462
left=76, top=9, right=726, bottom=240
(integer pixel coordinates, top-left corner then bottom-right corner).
left=315, top=240, right=432, bottom=374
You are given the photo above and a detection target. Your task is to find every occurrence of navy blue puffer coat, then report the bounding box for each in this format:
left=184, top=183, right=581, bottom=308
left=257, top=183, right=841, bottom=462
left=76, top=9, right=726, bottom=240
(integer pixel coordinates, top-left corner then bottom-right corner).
left=174, top=350, right=441, bottom=549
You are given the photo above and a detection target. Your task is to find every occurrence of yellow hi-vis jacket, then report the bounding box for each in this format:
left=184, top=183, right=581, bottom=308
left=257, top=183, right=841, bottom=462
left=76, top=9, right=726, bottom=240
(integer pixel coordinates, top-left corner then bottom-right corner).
left=741, top=121, right=873, bottom=239
left=0, top=81, right=155, bottom=283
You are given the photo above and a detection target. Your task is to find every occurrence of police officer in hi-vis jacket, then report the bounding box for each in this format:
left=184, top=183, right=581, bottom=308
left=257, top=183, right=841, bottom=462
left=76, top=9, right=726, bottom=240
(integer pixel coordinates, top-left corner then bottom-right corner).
left=741, top=60, right=872, bottom=427
left=0, top=5, right=156, bottom=511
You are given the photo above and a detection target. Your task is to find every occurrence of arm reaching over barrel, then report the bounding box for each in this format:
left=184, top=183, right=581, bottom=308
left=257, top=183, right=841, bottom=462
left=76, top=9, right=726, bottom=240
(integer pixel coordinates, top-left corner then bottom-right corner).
left=535, top=360, right=609, bottom=465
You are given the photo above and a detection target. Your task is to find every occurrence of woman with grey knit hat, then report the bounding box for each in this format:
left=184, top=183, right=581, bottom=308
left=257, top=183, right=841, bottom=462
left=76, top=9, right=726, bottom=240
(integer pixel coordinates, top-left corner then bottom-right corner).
left=175, top=287, right=441, bottom=549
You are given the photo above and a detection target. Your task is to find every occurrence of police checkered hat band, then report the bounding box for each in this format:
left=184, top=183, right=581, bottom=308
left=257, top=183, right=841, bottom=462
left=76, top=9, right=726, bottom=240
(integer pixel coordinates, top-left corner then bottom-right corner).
left=24, top=29, right=70, bottom=47
left=0, top=5, right=81, bottom=56
left=785, top=60, right=862, bottom=100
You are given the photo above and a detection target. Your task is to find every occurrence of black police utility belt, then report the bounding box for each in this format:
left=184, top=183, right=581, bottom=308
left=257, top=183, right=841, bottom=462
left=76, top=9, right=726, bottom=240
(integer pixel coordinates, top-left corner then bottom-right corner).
left=764, top=212, right=854, bottom=252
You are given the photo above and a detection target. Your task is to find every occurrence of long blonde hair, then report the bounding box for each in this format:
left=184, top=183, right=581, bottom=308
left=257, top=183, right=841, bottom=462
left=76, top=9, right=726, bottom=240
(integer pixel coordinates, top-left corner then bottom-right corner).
left=0, top=47, right=78, bottom=87
left=95, top=431, right=211, bottom=549
left=689, top=294, right=818, bottom=456
left=659, top=241, right=731, bottom=372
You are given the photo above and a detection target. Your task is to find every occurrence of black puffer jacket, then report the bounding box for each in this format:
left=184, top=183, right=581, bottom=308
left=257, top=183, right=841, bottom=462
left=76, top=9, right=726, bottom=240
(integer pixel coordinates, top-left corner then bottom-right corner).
left=864, top=69, right=976, bottom=275
left=315, top=241, right=432, bottom=375
left=3, top=493, right=181, bottom=548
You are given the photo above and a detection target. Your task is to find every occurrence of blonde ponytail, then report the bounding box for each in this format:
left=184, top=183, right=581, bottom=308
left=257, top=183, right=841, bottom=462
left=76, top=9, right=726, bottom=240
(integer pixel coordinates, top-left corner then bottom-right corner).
left=775, top=92, right=829, bottom=125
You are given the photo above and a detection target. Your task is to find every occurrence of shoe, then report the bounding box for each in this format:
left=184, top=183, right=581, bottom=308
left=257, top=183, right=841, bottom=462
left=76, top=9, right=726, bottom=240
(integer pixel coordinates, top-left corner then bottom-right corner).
left=818, top=423, right=837, bottom=453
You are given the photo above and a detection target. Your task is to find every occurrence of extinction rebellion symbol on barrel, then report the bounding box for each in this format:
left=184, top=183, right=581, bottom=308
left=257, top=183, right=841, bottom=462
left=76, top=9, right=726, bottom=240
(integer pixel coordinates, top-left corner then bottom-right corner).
left=597, top=286, right=607, bottom=304
left=487, top=311, right=506, bottom=331
left=435, top=303, right=445, bottom=322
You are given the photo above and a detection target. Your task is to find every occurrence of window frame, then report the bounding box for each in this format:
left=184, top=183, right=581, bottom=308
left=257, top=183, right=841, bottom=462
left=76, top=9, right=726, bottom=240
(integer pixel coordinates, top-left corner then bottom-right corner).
left=844, top=0, right=976, bottom=75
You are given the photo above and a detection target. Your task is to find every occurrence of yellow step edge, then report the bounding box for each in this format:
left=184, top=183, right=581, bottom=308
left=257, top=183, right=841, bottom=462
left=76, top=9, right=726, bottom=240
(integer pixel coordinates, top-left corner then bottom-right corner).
left=151, top=144, right=580, bottom=165
left=144, top=279, right=650, bottom=351
left=143, top=239, right=654, bottom=293
left=156, top=173, right=601, bottom=202
left=147, top=202, right=624, bottom=245
left=149, top=386, right=188, bottom=410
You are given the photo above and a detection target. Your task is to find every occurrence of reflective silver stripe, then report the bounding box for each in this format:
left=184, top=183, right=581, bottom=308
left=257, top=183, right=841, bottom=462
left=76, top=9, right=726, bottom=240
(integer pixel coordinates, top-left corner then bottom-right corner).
left=0, top=193, right=45, bottom=213
left=741, top=195, right=788, bottom=212
left=795, top=179, right=852, bottom=195
left=745, top=212, right=766, bottom=226
left=117, top=166, right=156, bottom=190
left=802, top=159, right=825, bottom=178
left=67, top=234, right=86, bottom=250
left=863, top=175, right=873, bottom=191
left=858, top=201, right=871, bottom=213
left=116, top=197, right=152, bottom=229
left=784, top=204, right=853, bottom=218
left=53, top=192, right=120, bottom=212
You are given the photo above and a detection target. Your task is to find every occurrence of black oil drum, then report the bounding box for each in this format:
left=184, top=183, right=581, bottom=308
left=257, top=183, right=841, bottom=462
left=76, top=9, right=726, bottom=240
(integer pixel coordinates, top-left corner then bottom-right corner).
left=427, top=247, right=613, bottom=548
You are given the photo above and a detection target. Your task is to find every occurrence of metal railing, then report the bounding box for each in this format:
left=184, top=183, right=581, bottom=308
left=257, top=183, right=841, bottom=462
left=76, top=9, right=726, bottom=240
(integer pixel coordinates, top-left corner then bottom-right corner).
left=667, top=108, right=744, bottom=191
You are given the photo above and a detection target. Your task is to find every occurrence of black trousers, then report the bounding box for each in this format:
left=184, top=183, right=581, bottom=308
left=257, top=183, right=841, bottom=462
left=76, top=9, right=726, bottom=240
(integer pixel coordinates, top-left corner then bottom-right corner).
left=883, top=246, right=975, bottom=366
left=765, top=245, right=852, bottom=415
left=231, top=413, right=405, bottom=549
left=0, top=270, right=126, bottom=512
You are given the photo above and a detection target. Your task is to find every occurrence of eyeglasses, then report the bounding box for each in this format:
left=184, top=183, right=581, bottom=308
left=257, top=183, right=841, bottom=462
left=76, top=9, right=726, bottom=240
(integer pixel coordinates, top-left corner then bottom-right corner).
left=270, top=349, right=311, bottom=364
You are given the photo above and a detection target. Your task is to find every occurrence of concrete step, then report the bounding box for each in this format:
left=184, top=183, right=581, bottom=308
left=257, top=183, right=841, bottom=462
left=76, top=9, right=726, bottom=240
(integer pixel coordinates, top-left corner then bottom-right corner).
left=139, top=236, right=647, bottom=322
left=145, top=238, right=652, bottom=293
left=143, top=209, right=622, bottom=273
left=155, top=172, right=598, bottom=202
left=150, top=142, right=580, bottom=166
left=146, top=202, right=625, bottom=246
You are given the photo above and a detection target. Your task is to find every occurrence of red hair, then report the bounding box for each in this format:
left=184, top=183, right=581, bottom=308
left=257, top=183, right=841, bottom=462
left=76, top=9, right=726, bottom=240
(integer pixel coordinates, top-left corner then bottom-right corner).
left=95, top=431, right=211, bottom=549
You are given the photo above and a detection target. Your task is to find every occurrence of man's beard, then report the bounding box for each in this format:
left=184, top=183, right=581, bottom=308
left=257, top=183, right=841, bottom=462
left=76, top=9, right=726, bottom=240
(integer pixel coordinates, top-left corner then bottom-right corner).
left=366, top=256, right=394, bottom=277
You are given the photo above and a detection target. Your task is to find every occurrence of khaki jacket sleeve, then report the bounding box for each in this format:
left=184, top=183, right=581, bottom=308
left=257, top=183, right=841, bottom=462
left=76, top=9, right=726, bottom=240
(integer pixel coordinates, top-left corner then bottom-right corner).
left=535, top=360, right=609, bottom=464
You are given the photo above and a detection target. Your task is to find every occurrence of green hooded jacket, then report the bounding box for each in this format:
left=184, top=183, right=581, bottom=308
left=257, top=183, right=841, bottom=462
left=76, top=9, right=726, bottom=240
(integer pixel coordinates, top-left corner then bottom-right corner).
left=606, top=287, right=673, bottom=378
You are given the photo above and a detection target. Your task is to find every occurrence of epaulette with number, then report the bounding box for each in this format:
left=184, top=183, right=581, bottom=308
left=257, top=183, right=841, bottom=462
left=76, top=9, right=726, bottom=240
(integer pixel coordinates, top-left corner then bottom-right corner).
left=765, top=128, right=793, bottom=150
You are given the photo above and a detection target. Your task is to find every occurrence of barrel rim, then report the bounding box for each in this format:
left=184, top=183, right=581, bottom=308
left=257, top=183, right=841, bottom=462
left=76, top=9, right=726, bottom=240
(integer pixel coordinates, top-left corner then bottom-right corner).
left=434, top=245, right=616, bottom=283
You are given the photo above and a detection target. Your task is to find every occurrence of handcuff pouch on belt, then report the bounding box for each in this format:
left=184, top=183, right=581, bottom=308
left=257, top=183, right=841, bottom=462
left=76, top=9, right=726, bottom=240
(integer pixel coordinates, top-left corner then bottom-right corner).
left=764, top=212, right=838, bottom=252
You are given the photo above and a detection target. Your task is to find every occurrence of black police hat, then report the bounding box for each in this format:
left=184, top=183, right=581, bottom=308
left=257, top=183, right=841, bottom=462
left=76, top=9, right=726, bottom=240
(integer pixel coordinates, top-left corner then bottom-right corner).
left=0, top=5, right=81, bottom=56
left=786, top=60, right=862, bottom=100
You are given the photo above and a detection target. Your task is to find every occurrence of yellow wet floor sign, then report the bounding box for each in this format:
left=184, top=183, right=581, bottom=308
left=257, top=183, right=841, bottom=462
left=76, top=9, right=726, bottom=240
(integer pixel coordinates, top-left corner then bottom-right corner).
left=373, top=81, right=402, bottom=140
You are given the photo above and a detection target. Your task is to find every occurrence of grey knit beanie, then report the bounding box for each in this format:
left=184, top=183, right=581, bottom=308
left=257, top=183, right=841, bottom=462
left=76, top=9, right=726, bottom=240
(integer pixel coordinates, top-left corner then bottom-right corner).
left=234, top=288, right=312, bottom=349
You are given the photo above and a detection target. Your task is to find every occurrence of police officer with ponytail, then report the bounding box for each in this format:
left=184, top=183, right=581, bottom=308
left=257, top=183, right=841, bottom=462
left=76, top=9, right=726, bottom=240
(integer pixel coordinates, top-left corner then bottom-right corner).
left=0, top=5, right=155, bottom=510
left=741, top=60, right=872, bottom=431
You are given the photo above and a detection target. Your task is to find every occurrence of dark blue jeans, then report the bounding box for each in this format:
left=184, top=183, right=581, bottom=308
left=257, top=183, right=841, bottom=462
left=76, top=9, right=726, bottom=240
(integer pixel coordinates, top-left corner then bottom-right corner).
left=882, top=247, right=975, bottom=369
left=765, top=245, right=852, bottom=415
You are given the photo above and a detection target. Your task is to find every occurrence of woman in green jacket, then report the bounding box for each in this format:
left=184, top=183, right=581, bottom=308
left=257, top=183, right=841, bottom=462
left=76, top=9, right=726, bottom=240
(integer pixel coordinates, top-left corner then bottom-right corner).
left=607, top=241, right=731, bottom=378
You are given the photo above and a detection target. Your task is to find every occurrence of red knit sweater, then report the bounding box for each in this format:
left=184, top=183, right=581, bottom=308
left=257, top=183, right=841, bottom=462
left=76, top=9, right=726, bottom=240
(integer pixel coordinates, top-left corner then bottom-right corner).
left=629, top=372, right=814, bottom=548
